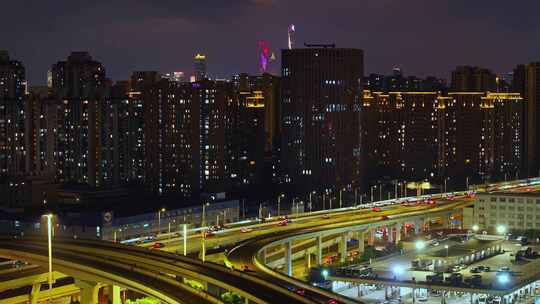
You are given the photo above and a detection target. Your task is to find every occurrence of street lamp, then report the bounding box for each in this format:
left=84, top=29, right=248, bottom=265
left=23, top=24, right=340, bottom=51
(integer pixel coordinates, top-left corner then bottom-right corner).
left=371, top=185, right=376, bottom=202
left=415, top=240, right=426, bottom=251
left=158, top=207, right=166, bottom=235
left=496, top=225, right=506, bottom=235
left=309, top=191, right=316, bottom=213
left=201, top=196, right=214, bottom=262
left=339, top=188, right=345, bottom=209
left=392, top=265, right=405, bottom=280
left=472, top=224, right=479, bottom=233
left=42, top=214, right=54, bottom=297
left=277, top=194, right=285, bottom=217
left=444, top=244, right=449, bottom=257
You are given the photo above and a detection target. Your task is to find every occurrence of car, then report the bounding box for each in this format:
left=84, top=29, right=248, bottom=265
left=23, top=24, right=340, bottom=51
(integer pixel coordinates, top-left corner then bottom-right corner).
left=242, top=265, right=255, bottom=272
left=497, top=266, right=510, bottom=273
left=322, top=214, right=331, bottom=219
left=240, top=227, right=253, bottom=233
left=424, top=199, right=435, bottom=205
left=477, top=265, right=490, bottom=272
left=204, top=230, right=215, bottom=237
left=380, top=215, right=389, bottom=220
left=470, top=267, right=481, bottom=273
left=286, top=286, right=305, bottom=296
left=431, top=241, right=440, bottom=247
left=151, top=242, right=165, bottom=249
left=326, top=299, right=338, bottom=304
left=372, top=207, right=381, bottom=212
left=278, top=219, right=289, bottom=226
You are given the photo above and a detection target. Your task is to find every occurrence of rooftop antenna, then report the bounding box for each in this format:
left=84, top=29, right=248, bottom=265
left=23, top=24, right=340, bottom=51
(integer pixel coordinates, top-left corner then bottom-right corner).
left=288, top=24, right=296, bottom=49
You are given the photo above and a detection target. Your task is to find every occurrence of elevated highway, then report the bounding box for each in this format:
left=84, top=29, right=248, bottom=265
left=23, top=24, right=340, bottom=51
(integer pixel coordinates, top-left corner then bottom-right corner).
left=0, top=237, right=312, bottom=304
left=4, top=179, right=537, bottom=304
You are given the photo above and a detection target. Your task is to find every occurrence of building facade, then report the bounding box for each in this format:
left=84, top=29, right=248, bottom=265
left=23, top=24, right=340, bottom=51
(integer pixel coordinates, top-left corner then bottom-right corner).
left=0, top=51, right=26, bottom=178
left=361, top=91, right=523, bottom=187
left=49, top=52, right=116, bottom=188
left=475, top=191, right=540, bottom=232
left=281, top=47, right=364, bottom=195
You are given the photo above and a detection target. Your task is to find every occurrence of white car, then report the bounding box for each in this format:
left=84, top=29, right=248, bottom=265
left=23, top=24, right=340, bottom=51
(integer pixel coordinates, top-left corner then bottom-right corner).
left=240, top=227, right=253, bottom=233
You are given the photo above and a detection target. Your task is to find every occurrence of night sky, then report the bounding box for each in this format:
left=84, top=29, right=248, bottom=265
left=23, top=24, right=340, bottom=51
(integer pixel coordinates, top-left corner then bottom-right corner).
left=4, top=0, right=540, bottom=85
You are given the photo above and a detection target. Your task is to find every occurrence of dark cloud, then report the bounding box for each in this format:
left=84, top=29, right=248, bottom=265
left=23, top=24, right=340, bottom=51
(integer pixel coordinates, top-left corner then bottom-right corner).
left=2, top=0, right=540, bottom=85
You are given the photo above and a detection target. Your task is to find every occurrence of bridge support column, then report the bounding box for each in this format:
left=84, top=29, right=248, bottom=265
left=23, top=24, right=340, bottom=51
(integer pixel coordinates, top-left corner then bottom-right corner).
left=339, top=232, right=348, bottom=263
left=262, top=247, right=267, bottom=264
left=316, top=235, right=323, bottom=265
left=395, top=222, right=402, bottom=243
left=284, top=241, right=292, bottom=276
left=387, top=226, right=394, bottom=243
left=76, top=280, right=100, bottom=304
left=30, top=283, right=40, bottom=304
left=357, top=231, right=364, bottom=253
left=108, top=285, right=121, bottom=304
left=414, top=218, right=424, bottom=234
left=368, top=228, right=375, bottom=246
left=441, top=215, right=450, bottom=229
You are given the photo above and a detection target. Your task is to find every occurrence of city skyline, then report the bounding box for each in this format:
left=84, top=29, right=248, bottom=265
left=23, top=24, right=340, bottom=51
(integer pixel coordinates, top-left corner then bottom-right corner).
left=4, top=0, right=540, bottom=85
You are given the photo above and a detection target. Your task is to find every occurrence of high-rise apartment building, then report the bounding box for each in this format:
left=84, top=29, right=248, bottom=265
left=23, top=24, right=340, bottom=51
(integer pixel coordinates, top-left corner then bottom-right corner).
left=281, top=47, right=363, bottom=194
left=49, top=52, right=116, bottom=187
left=194, top=54, right=207, bottom=81
left=526, top=63, right=540, bottom=177
left=229, top=73, right=281, bottom=192
left=0, top=51, right=26, bottom=177
left=361, top=90, right=523, bottom=186
left=451, top=66, right=497, bottom=92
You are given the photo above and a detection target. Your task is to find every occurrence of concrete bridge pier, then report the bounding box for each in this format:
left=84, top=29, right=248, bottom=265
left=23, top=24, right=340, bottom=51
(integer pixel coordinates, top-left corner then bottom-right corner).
left=316, top=235, right=323, bottom=265
left=339, top=232, right=348, bottom=263
left=357, top=231, right=365, bottom=253
left=30, top=283, right=40, bottom=304
left=75, top=279, right=100, bottom=304
left=108, top=285, right=121, bottom=304
left=284, top=241, right=292, bottom=276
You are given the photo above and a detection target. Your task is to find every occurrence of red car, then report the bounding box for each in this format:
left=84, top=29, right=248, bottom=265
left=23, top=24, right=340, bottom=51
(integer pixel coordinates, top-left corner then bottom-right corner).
left=380, top=215, right=389, bottom=220
left=151, top=242, right=165, bottom=249
left=371, top=207, right=381, bottom=212
left=327, top=299, right=338, bottom=304
left=424, top=199, right=435, bottom=205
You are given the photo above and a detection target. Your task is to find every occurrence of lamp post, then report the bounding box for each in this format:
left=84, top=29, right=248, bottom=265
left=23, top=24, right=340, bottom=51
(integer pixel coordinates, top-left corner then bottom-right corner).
left=309, top=191, right=315, bottom=213
left=42, top=214, right=54, bottom=297
left=371, top=186, right=376, bottom=202
left=339, top=188, right=344, bottom=209
left=158, top=208, right=166, bottom=235
left=354, top=188, right=358, bottom=207
left=322, top=193, right=326, bottom=210
left=444, top=244, right=449, bottom=257
left=201, top=196, right=214, bottom=262
left=277, top=194, right=285, bottom=217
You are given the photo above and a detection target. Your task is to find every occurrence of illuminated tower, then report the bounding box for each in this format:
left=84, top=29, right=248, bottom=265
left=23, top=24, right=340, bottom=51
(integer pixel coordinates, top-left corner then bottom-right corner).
left=194, top=54, right=207, bottom=81
left=258, top=40, right=271, bottom=73
left=288, top=24, right=296, bottom=49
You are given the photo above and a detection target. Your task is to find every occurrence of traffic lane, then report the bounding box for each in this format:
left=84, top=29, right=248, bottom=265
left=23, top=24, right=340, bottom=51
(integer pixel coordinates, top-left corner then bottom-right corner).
left=0, top=240, right=205, bottom=304
left=24, top=238, right=314, bottom=304
left=146, top=201, right=424, bottom=249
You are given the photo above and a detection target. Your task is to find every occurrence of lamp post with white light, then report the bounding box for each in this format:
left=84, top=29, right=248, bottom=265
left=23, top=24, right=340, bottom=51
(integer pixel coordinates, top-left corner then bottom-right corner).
left=201, top=196, right=215, bottom=262
left=277, top=194, right=285, bottom=217
left=42, top=214, right=54, bottom=297
left=158, top=207, right=166, bottom=235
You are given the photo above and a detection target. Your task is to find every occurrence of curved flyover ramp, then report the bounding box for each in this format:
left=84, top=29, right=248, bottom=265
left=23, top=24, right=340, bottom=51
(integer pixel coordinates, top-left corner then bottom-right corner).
left=228, top=199, right=474, bottom=304
left=0, top=237, right=315, bottom=304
